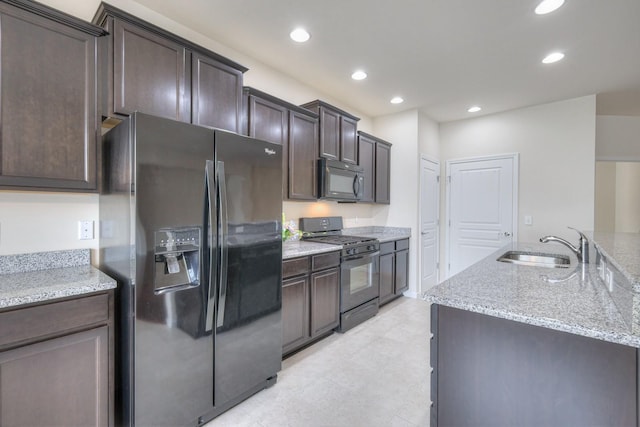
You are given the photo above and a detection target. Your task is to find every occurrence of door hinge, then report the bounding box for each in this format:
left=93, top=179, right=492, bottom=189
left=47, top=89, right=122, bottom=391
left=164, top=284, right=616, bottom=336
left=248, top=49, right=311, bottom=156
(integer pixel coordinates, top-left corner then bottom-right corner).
left=447, top=175, right=451, bottom=183
left=436, top=175, right=440, bottom=183
left=436, top=262, right=439, bottom=270
left=448, top=263, right=451, bottom=271
left=448, top=219, right=451, bottom=227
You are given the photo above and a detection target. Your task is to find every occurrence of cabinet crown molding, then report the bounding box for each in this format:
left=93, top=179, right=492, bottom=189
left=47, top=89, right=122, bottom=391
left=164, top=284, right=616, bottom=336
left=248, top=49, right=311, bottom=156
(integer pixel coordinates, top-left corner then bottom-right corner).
left=1, top=0, right=107, bottom=36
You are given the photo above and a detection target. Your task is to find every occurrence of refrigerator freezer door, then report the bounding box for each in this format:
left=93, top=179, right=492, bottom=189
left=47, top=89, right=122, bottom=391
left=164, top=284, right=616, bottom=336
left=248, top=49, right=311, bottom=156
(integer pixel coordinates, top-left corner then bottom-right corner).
left=132, top=113, right=216, bottom=427
left=212, top=131, right=283, bottom=412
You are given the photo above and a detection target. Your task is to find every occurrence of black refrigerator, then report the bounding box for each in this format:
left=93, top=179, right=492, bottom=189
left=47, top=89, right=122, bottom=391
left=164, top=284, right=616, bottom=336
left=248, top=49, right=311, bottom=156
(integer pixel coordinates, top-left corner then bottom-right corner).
left=99, top=112, right=283, bottom=426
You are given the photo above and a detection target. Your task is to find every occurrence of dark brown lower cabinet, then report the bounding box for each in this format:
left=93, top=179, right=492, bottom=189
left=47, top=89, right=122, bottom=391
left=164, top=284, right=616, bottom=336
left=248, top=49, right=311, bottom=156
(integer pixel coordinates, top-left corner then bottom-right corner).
left=0, top=291, right=114, bottom=427
left=431, top=304, right=638, bottom=427
left=282, top=251, right=340, bottom=356
left=282, top=275, right=310, bottom=353
left=379, top=238, right=410, bottom=306
left=310, top=268, right=340, bottom=336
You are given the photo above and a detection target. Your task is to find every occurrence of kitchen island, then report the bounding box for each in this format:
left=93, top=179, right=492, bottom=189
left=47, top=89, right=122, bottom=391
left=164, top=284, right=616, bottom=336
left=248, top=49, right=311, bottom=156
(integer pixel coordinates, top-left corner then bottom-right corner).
left=424, top=233, right=640, bottom=427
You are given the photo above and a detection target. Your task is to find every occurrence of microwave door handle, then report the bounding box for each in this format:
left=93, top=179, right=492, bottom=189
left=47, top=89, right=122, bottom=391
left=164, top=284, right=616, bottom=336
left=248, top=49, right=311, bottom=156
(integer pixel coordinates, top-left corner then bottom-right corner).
left=353, top=174, right=359, bottom=197
left=204, top=160, right=216, bottom=333
left=216, top=160, right=229, bottom=329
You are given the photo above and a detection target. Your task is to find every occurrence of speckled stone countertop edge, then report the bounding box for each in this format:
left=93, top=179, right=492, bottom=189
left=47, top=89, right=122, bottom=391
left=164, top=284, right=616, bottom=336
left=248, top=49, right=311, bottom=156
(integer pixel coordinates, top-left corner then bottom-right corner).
left=0, top=249, right=90, bottom=274
left=423, top=241, right=640, bottom=349
left=591, top=237, right=640, bottom=292
left=0, top=267, right=116, bottom=309
left=424, top=294, right=640, bottom=348
left=0, top=249, right=117, bottom=309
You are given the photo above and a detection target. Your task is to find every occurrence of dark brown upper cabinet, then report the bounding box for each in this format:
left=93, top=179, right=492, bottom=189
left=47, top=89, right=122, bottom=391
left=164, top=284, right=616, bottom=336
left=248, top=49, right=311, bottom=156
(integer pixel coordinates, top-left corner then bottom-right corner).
left=288, top=109, right=318, bottom=200
left=111, top=18, right=189, bottom=121
left=0, top=0, right=106, bottom=191
left=375, top=140, right=391, bottom=204
left=191, top=52, right=243, bottom=132
left=357, top=132, right=376, bottom=203
left=93, top=3, right=246, bottom=133
left=244, top=87, right=318, bottom=201
left=357, top=131, right=392, bottom=204
left=301, top=100, right=360, bottom=165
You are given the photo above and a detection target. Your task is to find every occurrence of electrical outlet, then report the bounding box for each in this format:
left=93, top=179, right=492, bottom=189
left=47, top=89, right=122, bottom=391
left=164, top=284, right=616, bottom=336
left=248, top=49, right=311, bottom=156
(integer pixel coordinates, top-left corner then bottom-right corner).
left=78, top=220, right=94, bottom=240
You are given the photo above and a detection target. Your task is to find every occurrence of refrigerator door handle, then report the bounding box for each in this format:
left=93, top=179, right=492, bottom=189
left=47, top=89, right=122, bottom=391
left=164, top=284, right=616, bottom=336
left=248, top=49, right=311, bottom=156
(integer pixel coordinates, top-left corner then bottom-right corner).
left=216, top=160, right=229, bottom=328
left=204, top=160, right=216, bottom=333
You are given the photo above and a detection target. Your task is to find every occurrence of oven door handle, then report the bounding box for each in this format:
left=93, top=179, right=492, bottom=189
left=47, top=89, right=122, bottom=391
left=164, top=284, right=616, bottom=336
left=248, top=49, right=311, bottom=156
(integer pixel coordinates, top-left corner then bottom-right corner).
left=342, top=251, right=380, bottom=263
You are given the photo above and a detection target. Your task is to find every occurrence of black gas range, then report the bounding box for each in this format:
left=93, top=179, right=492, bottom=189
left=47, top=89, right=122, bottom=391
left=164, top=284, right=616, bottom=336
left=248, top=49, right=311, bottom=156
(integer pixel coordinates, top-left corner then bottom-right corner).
left=299, top=216, right=380, bottom=332
left=299, top=217, right=379, bottom=257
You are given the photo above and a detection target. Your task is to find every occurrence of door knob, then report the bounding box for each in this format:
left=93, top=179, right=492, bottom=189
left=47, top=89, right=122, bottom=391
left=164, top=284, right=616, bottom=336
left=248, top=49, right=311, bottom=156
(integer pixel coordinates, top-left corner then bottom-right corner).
left=503, top=232, right=512, bottom=237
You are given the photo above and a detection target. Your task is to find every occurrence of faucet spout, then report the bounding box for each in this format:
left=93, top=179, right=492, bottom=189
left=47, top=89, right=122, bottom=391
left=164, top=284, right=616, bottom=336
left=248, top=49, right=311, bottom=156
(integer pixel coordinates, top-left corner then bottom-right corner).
left=539, top=227, right=590, bottom=263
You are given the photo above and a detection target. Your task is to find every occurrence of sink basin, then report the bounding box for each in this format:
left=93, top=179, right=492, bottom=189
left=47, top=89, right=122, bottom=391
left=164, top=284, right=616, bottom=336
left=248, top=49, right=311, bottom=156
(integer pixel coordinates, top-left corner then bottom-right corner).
left=497, top=251, right=571, bottom=268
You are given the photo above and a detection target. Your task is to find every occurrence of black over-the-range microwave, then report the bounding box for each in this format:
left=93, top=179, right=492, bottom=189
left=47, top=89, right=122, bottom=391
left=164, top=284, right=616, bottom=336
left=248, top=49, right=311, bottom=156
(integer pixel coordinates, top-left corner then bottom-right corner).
left=318, top=158, right=364, bottom=202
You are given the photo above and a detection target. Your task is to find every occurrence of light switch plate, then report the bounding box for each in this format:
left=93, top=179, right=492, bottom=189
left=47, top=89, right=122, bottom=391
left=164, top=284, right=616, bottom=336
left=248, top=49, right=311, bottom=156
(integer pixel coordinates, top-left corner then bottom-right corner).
left=524, top=215, right=533, bottom=226
left=79, top=220, right=94, bottom=240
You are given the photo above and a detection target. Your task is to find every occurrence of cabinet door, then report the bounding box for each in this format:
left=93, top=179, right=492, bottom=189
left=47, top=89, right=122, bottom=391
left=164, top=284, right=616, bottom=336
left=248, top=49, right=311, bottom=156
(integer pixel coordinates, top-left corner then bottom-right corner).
left=248, top=95, right=289, bottom=195
left=310, top=267, right=340, bottom=337
left=113, top=18, right=189, bottom=121
left=395, top=249, right=409, bottom=295
left=0, top=326, right=109, bottom=427
left=247, top=95, right=288, bottom=145
left=192, top=52, right=242, bottom=132
left=319, top=107, right=340, bottom=160
left=340, top=116, right=358, bottom=164
left=379, top=253, right=395, bottom=305
left=375, top=142, right=391, bottom=204
left=357, top=134, right=375, bottom=203
left=0, top=8, right=97, bottom=190
left=282, top=276, right=310, bottom=354
left=288, top=110, right=318, bottom=200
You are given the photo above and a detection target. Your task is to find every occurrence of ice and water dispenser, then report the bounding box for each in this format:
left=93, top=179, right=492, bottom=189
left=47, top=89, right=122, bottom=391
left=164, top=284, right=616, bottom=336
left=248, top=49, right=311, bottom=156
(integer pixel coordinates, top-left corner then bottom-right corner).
left=154, top=227, right=201, bottom=293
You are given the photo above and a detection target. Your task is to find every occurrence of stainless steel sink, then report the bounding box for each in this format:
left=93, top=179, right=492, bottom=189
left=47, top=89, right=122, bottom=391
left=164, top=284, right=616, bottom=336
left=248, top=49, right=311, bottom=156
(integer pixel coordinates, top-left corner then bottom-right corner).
left=497, top=251, right=571, bottom=268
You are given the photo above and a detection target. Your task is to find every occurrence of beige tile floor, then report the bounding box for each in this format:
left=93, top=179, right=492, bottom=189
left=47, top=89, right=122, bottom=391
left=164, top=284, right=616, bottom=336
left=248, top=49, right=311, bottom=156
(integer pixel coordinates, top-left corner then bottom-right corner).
left=206, top=296, right=431, bottom=427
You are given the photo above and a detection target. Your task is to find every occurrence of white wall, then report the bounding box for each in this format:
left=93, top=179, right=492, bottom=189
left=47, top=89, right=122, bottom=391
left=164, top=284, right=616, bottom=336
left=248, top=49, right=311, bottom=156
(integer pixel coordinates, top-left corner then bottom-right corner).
left=418, top=111, right=440, bottom=159
left=594, top=161, right=617, bottom=232
left=0, top=192, right=98, bottom=255
left=615, top=162, right=640, bottom=232
left=439, top=96, right=596, bottom=246
left=0, top=0, right=377, bottom=256
left=372, top=109, right=420, bottom=296
left=596, top=115, right=640, bottom=161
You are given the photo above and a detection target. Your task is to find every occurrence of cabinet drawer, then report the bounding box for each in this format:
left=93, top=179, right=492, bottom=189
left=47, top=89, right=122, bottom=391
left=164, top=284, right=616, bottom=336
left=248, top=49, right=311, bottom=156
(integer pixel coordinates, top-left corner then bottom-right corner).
left=380, top=242, right=395, bottom=255
left=396, top=239, right=410, bottom=251
left=0, top=293, right=110, bottom=348
left=311, top=251, right=340, bottom=271
left=283, top=256, right=310, bottom=279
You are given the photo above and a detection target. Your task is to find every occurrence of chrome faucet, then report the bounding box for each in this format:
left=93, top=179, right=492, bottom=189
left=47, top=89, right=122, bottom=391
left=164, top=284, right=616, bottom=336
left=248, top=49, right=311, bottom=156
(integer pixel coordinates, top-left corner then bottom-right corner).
left=540, top=227, right=590, bottom=263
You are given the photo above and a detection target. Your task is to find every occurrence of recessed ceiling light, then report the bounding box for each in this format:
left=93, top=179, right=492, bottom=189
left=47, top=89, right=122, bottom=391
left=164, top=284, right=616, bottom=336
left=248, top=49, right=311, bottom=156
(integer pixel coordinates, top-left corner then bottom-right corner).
left=542, top=51, right=565, bottom=64
left=467, top=106, right=482, bottom=113
left=290, top=28, right=310, bottom=43
left=535, top=0, right=565, bottom=15
left=390, top=97, right=404, bottom=104
left=351, top=70, right=367, bottom=80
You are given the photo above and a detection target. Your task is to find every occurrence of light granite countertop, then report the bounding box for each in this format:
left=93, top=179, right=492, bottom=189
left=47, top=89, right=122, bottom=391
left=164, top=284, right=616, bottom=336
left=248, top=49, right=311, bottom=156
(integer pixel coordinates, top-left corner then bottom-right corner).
left=0, top=249, right=117, bottom=309
left=283, top=226, right=411, bottom=259
left=424, top=240, right=640, bottom=348
left=590, top=232, right=640, bottom=291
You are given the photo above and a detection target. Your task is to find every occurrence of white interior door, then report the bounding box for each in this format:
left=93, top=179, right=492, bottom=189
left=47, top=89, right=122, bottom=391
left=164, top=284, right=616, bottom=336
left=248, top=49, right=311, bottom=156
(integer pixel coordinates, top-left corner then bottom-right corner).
left=447, top=155, right=518, bottom=277
left=420, top=156, right=439, bottom=292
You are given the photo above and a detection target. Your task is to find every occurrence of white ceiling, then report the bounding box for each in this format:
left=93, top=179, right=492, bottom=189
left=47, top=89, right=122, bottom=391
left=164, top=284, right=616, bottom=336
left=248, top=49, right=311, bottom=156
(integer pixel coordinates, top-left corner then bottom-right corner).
left=136, top=0, right=640, bottom=122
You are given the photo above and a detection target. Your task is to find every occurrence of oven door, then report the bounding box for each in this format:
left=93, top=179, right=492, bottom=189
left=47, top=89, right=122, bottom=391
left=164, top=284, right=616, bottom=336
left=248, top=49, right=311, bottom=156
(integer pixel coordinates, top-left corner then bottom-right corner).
left=340, top=252, right=380, bottom=312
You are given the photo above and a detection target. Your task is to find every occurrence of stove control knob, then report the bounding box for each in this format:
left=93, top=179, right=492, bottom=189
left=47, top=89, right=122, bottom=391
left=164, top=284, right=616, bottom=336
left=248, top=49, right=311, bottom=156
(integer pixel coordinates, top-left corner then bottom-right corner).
left=367, top=245, right=374, bottom=251
left=347, top=248, right=354, bottom=255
